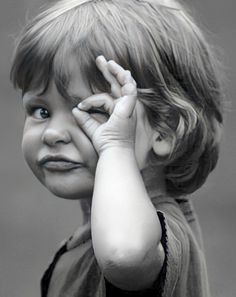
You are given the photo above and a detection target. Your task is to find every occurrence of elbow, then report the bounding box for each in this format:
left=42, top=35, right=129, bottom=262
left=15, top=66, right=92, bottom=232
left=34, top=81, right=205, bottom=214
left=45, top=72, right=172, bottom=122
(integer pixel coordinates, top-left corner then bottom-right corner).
left=110, top=245, right=144, bottom=268
left=101, top=242, right=147, bottom=289
left=98, top=237, right=149, bottom=269
left=94, top=237, right=163, bottom=291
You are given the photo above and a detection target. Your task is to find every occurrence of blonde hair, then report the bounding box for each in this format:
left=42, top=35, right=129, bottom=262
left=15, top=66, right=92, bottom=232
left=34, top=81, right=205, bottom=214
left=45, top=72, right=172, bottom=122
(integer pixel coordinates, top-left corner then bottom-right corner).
left=10, top=0, right=224, bottom=196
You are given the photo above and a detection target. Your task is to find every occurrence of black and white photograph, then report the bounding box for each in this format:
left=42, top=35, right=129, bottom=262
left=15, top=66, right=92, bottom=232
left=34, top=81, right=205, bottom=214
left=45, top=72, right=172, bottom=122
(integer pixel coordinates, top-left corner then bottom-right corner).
left=1, top=1, right=235, bottom=296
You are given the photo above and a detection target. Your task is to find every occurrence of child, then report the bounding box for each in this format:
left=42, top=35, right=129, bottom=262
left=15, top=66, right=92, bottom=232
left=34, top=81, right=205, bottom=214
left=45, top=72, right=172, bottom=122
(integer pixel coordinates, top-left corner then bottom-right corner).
left=10, top=0, right=223, bottom=296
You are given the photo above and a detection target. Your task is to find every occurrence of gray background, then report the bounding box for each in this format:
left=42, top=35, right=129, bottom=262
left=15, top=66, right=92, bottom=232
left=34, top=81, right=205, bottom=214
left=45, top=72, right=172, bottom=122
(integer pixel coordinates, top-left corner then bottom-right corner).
left=1, top=1, right=235, bottom=296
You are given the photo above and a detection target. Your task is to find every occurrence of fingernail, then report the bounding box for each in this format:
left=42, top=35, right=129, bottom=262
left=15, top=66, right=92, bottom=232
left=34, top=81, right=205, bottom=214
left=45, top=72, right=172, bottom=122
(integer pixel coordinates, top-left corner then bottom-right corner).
left=97, top=55, right=106, bottom=63
left=78, top=102, right=84, bottom=109
left=107, top=60, right=115, bottom=65
left=72, top=107, right=79, bottom=114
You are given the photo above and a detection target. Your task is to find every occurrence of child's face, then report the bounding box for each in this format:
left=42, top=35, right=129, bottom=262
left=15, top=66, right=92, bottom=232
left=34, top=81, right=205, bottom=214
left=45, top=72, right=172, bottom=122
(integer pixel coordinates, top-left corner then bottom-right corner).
left=21, top=64, right=155, bottom=200
left=22, top=71, right=100, bottom=199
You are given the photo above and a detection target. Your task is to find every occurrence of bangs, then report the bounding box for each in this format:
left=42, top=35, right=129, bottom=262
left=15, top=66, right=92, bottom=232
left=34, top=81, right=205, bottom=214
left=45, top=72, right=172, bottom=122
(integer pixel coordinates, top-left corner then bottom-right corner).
left=10, top=6, right=74, bottom=95
left=10, top=0, right=162, bottom=97
left=10, top=35, right=54, bottom=95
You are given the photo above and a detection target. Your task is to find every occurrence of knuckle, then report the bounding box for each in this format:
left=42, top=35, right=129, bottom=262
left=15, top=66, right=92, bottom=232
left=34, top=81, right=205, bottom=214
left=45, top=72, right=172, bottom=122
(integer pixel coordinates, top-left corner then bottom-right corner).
left=118, top=70, right=131, bottom=84
left=122, top=82, right=137, bottom=95
left=83, top=118, right=96, bottom=130
left=124, top=71, right=131, bottom=82
left=108, top=60, right=115, bottom=66
left=125, top=70, right=131, bottom=77
left=111, top=84, right=122, bottom=96
left=79, top=113, right=90, bottom=125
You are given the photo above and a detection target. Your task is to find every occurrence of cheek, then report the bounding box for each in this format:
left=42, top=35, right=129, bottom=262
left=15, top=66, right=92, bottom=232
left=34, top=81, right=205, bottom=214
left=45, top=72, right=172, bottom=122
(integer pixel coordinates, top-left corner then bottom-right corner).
left=21, top=125, right=46, bottom=184
left=73, top=133, right=99, bottom=173
left=21, top=123, right=41, bottom=168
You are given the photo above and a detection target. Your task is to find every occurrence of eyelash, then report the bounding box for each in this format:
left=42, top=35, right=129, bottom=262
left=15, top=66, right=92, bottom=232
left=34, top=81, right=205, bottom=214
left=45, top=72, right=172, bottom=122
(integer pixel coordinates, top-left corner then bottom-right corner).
left=87, top=108, right=109, bottom=117
left=28, top=106, right=50, bottom=119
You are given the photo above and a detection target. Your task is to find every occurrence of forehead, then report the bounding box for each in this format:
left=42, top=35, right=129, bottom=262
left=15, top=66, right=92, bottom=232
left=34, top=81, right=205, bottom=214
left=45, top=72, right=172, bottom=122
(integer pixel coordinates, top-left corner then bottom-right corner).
left=66, top=57, right=93, bottom=99
left=22, top=64, right=93, bottom=106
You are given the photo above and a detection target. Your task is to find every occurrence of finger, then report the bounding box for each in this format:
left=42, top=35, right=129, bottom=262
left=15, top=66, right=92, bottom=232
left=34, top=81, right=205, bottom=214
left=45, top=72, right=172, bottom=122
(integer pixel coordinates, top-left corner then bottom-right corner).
left=96, top=56, right=122, bottom=98
left=121, top=82, right=137, bottom=96
left=113, top=95, right=137, bottom=119
left=78, top=93, right=115, bottom=115
left=72, top=108, right=100, bottom=140
left=107, top=60, right=137, bottom=87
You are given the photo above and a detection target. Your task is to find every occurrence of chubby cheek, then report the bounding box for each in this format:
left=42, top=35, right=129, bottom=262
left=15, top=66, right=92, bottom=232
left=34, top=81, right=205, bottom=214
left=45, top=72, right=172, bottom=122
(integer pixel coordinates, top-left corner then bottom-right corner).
left=74, top=136, right=99, bottom=175
left=21, top=124, right=43, bottom=179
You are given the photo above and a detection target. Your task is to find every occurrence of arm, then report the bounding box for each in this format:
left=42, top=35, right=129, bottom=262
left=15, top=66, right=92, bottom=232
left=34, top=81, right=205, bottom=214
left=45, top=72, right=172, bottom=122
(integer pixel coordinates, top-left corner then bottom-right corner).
left=92, top=146, right=164, bottom=290
left=73, top=57, right=164, bottom=290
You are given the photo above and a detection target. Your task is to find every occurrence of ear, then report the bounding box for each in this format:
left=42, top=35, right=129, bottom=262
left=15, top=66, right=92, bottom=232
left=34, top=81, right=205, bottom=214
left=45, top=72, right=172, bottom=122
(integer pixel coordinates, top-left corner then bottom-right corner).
left=152, top=131, right=172, bottom=157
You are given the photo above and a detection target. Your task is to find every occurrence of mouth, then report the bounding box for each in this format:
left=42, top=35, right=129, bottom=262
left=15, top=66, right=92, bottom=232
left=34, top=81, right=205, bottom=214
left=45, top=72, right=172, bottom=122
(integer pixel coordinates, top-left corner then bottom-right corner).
left=38, top=156, right=84, bottom=172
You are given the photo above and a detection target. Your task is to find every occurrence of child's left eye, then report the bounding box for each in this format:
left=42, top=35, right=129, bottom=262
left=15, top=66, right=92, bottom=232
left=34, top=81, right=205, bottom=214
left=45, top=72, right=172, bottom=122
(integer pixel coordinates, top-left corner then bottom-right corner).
left=88, top=108, right=109, bottom=117
left=32, top=107, right=50, bottom=119
left=88, top=108, right=109, bottom=122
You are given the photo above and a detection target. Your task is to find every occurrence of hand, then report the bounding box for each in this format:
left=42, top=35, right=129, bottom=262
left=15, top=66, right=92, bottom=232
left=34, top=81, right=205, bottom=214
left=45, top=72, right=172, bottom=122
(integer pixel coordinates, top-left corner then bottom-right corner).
left=72, top=56, right=138, bottom=155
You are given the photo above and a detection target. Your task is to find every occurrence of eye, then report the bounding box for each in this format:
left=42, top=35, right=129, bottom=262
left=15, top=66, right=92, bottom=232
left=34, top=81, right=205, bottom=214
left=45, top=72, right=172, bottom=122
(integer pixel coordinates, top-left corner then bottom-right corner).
left=32, top=107, right=50, bottom=119
left=88, top=108, right=109, bottom=123
left=88, top=108, right=109, bottom=117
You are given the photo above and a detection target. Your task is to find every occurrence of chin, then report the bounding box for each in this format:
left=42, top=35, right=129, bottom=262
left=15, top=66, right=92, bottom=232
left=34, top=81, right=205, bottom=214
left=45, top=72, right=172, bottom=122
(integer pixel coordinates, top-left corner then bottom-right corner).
left=48, top=188, right=93, bottom=200
left=34, top=167, right=95, bottom=200
left=47, top=184, right=94, bottom=200
left=40, top=175, right=95, bottom=200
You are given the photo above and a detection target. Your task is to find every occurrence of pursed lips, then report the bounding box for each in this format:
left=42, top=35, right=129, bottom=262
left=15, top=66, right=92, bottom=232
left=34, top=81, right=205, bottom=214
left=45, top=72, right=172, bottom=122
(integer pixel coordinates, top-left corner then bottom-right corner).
left=38, top=155, right=84, bottom=172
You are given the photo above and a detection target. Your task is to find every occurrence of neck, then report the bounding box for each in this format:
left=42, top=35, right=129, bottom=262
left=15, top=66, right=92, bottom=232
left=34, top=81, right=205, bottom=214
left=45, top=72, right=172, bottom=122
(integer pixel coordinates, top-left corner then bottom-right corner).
left=80, top=198, right=91, bottom=225
left=141, top=165, right=167, bottom=199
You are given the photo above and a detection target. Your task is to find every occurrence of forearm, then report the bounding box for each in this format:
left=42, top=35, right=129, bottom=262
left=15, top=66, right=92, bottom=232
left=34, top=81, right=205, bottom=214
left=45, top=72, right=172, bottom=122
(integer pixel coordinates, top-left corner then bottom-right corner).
left=91, top=147, right=164, bottom=289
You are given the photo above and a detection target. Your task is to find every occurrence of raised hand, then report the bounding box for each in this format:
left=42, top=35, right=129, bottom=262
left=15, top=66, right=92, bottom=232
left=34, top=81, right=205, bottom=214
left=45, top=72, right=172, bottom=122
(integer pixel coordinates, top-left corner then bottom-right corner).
left=72, top=56, right=138, bottom=155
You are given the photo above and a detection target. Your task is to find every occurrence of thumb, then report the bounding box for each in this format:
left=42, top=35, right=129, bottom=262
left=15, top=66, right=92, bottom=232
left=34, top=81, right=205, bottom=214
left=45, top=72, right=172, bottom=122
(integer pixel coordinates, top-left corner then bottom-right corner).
left=72, top=108, right=100, bottom=140
left=113, top=95, right=137, bottom=119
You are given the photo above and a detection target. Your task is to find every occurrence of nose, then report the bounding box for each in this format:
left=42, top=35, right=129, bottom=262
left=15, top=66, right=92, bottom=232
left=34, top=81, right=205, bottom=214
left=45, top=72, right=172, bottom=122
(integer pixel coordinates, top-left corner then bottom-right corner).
left=42, top=122, right=71, bottom=147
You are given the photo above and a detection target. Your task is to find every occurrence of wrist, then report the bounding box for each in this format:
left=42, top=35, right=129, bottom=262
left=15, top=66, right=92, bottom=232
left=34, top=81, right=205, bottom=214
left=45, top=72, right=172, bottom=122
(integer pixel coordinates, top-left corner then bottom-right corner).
left=97, top=141, right=135, bottom=157
left=97, top=145, right=137, bottom=168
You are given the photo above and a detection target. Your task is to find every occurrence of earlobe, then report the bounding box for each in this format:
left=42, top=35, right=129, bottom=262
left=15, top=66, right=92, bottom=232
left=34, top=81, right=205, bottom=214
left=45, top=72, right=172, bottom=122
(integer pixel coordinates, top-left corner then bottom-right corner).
left=152, top=131, right=172, bottom=157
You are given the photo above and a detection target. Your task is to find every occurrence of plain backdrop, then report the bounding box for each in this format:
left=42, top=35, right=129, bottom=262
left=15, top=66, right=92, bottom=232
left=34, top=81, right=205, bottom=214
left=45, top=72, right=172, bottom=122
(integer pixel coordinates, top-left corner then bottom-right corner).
left=0, top=1, right=235, bottom=297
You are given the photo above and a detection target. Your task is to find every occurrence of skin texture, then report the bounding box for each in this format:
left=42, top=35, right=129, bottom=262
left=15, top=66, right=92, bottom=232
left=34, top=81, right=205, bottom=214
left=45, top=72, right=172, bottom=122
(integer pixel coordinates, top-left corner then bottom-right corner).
left=22, top=56, right=166, bottom=290
left=22, top=56, right=165, bottom=200
left=22, top=78, right=98, bottom=200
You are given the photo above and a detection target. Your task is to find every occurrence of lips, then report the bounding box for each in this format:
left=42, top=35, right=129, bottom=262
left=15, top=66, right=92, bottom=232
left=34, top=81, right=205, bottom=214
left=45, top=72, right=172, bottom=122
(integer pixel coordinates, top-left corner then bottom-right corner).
left=39, top=155, right=84, bottom=172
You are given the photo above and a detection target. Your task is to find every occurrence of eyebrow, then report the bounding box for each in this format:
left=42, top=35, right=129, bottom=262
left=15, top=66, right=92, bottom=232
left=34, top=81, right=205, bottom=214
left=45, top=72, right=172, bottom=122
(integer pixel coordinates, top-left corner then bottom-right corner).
left=66, top=94, right=83, bottom=107
left=22, top=92, right=83, bottom=107
left=22, top=93, right=40, bottom=103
